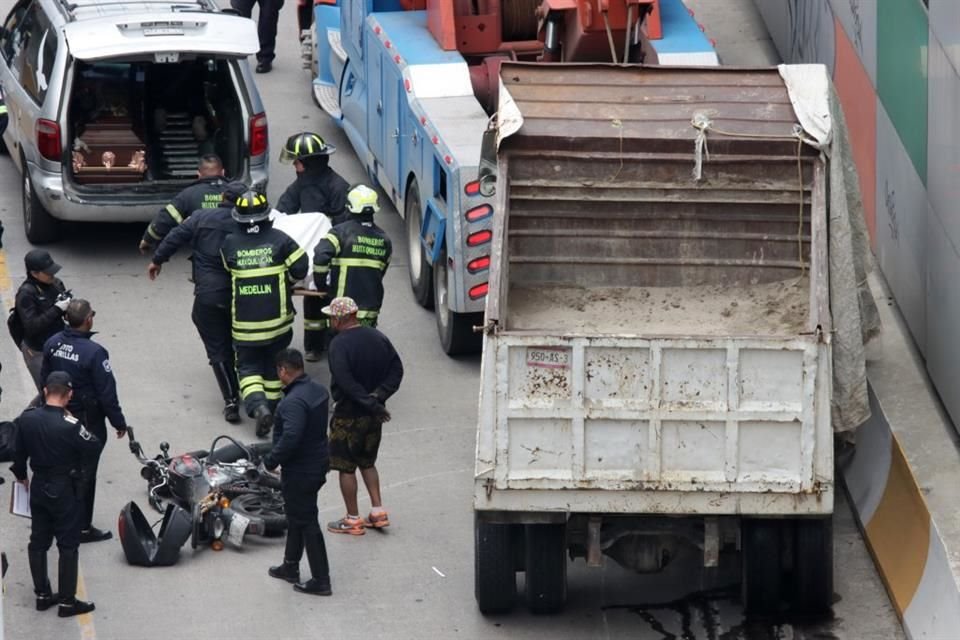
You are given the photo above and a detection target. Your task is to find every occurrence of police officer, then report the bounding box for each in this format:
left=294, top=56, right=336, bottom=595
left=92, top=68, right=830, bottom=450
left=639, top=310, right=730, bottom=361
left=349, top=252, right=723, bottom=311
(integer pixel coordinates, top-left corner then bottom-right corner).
left=313, top=185, right=392, bottom=328
left=148, top=181, right=247, bottom=423
left=15, top=250, right=70, bottom=390
left=221, top=190, right=309, bottom=437
left=276, top=132, right=350, bottom=360
left=11, top=371, right=99, bottom=617
left=264, top=348, right=332, bottom=596
left=138, top=154, right=227, bottom=254
left=41, top=300, right=128, bottom=543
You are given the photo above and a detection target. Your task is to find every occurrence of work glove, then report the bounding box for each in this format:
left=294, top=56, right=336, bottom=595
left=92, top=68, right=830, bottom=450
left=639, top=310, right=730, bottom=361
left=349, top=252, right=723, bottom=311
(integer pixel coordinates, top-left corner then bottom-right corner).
left=54, top=292, right=72, bottom=311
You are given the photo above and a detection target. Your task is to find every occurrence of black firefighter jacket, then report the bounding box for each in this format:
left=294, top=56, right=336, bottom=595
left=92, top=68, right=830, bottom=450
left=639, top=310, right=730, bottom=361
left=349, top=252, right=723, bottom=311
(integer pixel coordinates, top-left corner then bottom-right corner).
left=221, top=223, right=309, bottom=346
left=142, top=176, right=226, bottom=246
left=312, top=215, right=392, bottom=322
left=275, top=166, right=350, bottom=219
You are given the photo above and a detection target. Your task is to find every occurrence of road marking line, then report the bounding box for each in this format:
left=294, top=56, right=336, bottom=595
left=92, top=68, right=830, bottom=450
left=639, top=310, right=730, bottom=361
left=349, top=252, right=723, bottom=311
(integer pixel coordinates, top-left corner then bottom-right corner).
left=76, top=568, right=97, bottom=639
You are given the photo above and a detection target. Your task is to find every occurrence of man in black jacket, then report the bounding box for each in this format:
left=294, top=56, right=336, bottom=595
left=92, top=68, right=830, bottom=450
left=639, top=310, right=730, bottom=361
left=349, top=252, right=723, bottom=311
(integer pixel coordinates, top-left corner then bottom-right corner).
left=12, top=371, right=99, bottom=617
left=16, top=250, right=70, bottom=391
left=263, top=348, right=332, bottom=595
left=148, top=181, right=246, bottom=422
left=323, top=297, right=403, bottom=536
left=41, top=300, right=128, bottom=543
left=276, top=132, right=350, bottom=361
left=138, top=154, right=226, bottom=254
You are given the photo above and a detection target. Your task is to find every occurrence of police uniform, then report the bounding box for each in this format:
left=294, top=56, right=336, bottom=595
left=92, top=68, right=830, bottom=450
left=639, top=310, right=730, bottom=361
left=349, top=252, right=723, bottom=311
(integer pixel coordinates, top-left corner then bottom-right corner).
left=313, top=189, right=392, bottom=327
left=11, top=375, right=100, bottom=614
left=41, top=327, right=128, bottom=534
left=141, top=176, right=226, bottom=248
left=153, top=184, right=245, bottom=421
left=15, top=250, right=68, bottom=390
left=221, top=193, right=309, bottom=430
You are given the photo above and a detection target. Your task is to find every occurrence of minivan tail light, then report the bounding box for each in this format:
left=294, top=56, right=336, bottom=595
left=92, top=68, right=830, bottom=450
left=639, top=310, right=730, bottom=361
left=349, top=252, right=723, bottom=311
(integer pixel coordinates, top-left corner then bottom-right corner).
left=36, top=119, right=61, bottom=161
left=249, top=113, right=268, bottom=157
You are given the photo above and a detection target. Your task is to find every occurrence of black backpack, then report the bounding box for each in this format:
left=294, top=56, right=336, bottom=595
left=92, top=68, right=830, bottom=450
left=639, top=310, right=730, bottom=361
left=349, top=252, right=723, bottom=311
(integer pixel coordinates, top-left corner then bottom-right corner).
left=7, top=282, right=37, bottom=349
left=0, top=420, right=17, bottom=462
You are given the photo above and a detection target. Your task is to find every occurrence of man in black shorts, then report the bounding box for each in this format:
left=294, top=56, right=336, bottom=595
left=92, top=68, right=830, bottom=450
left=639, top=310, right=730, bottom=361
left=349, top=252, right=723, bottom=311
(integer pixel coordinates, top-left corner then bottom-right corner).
left=323, top=297, right=403, bottom=536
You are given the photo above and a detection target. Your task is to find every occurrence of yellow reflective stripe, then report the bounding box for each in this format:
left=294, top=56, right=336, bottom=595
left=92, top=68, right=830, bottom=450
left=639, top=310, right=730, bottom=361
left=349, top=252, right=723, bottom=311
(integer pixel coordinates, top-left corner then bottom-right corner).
left=356, top=310, right=379, bottom=319
left=239, top=375, right=265, bottom=392
left=284, top=246, right=306, bottom=267
left=166, top=204, right=183, bottom=224
left=337, top=265, right=349, bottom=297
left=325, top=233, right=341, bottom=254
left=314, top=265, right=330, bottom=274
left=263, top=380, right=284, bottom=390
left=264, top=390, right=283, bottom=400
left=0, top=105, right=7, bottom=115
left=232, top=312, right=295, bottom=330
left=230, top=265, right=286, bottom=278
left=232, top=324, right=293, bottom=342
left=278, top=273, right=287, bottom=326
left=147, top=226, right=162, bottom=240
left=331, top=257, right=387, bottom=270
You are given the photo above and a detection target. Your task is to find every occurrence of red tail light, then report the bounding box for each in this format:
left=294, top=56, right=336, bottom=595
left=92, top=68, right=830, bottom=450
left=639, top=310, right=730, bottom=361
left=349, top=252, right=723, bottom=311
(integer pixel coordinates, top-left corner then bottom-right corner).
left=464, top=180, right=480, bottom=196
left=465, top=204, right=493, bottom=222
left=36, top=119, right=61, bottom=161
left=467, top=256, right=490, bottom=273
left=466, top=230, right=492, bottom=246
left=468, top=283, right=488, bottom=299
left=249, top=113, right=268, bottom=156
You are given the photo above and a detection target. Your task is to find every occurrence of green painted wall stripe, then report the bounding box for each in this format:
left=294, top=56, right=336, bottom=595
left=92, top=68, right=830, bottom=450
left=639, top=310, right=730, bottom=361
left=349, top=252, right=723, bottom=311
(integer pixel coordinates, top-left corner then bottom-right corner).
left=877, top=0, right=929, bottom=185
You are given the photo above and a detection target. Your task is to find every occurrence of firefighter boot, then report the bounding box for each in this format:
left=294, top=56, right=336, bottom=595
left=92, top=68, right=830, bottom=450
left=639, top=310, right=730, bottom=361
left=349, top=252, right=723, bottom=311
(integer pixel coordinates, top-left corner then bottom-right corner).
left=28, top=547, right=56, bottom=611
left=253, top=404, right=274, bottom=438
left=57, top=550, right=95, bottom=617
left=212, top=362, right=241, bottom=423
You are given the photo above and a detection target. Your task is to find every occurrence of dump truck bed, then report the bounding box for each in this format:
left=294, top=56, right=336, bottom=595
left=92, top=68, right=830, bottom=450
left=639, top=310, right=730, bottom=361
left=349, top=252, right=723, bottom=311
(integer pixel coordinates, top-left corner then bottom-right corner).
left=475, top=63, right=833, bottom=516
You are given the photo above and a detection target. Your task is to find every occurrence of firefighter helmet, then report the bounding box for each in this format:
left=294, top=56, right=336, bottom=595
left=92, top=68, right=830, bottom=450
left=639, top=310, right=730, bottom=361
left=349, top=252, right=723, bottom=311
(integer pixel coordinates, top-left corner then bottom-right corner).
left=345, top=185, right=380, bottom=215
left=232, top=190, right=271, bottom=223
left=279, top=132, right=336, bottom=164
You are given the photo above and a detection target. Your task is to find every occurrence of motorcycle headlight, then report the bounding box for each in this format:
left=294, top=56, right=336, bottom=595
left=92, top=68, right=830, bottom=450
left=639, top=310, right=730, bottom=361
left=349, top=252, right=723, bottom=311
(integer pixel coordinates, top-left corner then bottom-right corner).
left=212, top=516, right=226, bottom=540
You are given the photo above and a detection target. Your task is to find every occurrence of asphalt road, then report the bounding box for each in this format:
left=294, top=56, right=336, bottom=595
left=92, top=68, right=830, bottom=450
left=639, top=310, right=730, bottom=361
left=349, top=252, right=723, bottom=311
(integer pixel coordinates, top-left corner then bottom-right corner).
left=0, top=1, right=904, bottom=638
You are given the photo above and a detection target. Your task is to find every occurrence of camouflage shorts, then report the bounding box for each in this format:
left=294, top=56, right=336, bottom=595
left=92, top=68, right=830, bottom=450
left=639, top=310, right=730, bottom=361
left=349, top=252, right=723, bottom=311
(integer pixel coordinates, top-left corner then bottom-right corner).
left=329, top=414, right=383, bottom=473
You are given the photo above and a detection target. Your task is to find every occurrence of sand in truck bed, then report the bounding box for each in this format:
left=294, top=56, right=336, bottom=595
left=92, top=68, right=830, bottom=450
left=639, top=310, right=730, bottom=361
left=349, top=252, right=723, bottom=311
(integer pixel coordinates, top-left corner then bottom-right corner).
left=507, top=277, right=810, bottom=336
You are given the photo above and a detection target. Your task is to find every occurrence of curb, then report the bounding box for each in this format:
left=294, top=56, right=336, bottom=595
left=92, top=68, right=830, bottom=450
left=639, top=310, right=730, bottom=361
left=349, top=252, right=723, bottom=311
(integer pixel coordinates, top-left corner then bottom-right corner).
left=842, top=385, right=960, bottom=638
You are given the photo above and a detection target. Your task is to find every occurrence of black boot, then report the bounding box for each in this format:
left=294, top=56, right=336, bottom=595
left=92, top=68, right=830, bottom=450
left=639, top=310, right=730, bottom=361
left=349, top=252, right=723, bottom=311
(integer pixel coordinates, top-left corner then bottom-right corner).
left=212, top=363, right=241, bottom=423
left=268, top=561, right=300, bottom=584
left=28, top=548, right=55, bottom=611
left=57, top=550, right=95, bottom=617
left=295, top=527, right=331, bottom=595
left=253, top=405, right=273, bottom=438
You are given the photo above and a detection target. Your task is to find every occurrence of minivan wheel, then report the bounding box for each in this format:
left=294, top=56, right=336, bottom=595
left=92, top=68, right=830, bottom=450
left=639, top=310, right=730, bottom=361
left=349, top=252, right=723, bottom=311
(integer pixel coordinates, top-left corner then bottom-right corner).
left=22, top=167, right=59, bottom=243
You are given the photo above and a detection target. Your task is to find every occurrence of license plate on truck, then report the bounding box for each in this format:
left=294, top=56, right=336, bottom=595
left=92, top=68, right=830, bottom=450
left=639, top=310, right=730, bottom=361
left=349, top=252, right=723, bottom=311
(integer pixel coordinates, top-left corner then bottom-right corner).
left=526, top=347, right=570, bottom=369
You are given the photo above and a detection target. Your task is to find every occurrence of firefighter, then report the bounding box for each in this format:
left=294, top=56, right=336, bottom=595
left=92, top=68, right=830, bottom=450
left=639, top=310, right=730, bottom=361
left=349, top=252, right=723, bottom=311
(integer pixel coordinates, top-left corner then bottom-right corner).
left=221, top=190, right=309, bottom=437
left=313, top=185, right=392, bottom=328
left=276, top=131, right=350, bottom=361
left=138, top=154, right=226, bottom=254
left=148, top=181, right=247, bottom=423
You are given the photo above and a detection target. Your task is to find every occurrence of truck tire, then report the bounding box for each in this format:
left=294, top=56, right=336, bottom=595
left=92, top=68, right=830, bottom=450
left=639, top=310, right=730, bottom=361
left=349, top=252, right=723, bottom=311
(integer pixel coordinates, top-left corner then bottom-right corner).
left=405, top=180, right=434, bottom=309
left=475, top=518, right=517, bottom=614
left=742, top=519, right=782, bottom=615
left=524, top=524, right=567, bottom=614
left=434, top=249, right=483, bottom=355
left=22, top=164, right=59, bottom=243
left=792, top=517, right=833, bottom=614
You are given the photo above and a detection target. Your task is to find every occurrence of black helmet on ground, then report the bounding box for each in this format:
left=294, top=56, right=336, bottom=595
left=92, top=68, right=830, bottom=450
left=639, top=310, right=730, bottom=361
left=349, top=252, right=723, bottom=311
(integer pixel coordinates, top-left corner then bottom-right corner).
left=279, top=132, right=336, bottom=164
left=232, top=190, right=271, bottom=224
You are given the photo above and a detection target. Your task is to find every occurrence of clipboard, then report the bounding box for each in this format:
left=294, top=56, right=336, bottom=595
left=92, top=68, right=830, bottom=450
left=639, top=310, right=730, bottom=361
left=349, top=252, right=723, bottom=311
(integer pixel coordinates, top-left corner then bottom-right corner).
left=9, top=482, right=31, bottom=519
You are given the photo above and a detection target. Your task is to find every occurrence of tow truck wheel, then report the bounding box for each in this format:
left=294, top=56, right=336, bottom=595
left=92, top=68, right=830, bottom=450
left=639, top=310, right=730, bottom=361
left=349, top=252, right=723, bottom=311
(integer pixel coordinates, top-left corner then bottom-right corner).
left=792, top=517, right=833, bottom=613
left=524, top=524, right=567, bottom=614
left=405, top=179, right=433, bottom=309
left=741, top=518, right=783, bottom=614
left=433, top=249, right=482, bottom=355
left=475, top=517, right=517, bottom=614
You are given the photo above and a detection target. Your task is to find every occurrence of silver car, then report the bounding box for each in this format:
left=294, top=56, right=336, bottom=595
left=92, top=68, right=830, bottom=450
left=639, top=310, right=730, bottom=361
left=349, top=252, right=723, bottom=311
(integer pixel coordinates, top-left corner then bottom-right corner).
left=0, top=0, right=270, bottom=242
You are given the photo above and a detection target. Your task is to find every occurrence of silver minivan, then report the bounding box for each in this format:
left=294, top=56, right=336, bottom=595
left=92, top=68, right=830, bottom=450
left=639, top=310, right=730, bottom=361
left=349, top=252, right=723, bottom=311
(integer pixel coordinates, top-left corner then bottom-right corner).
left=0, top=0, right=270, bottom=242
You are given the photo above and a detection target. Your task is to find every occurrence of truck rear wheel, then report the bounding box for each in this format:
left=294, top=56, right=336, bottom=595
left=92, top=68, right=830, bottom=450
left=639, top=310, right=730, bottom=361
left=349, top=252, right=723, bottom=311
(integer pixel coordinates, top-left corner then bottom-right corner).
left=434, top=249, right=483, bottom=355
left=405, top=179, right=434, bottom=309
left=524, top=524, right=567, bottom=614
left=792, top=517, right=833, bottom=613
left=742, top=519, right=782, bottom=615
left=475, top=518, right=517, bottom=614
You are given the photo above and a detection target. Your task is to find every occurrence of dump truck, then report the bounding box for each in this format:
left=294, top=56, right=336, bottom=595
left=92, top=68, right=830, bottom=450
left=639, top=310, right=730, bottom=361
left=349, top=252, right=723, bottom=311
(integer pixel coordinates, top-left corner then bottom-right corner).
left=473, top=62, right=848, bottom=615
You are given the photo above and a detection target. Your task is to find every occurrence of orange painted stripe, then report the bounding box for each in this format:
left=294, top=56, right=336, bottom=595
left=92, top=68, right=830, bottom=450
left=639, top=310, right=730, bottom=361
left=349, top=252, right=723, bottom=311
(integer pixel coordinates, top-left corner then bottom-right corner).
left=864, top=435, right=930, bottom=618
